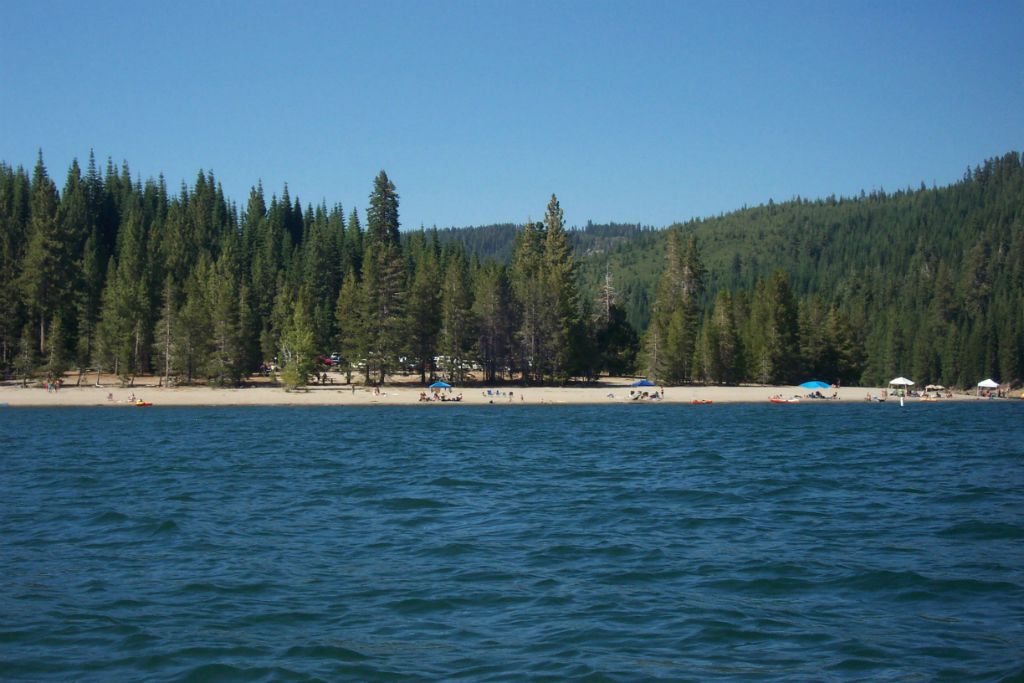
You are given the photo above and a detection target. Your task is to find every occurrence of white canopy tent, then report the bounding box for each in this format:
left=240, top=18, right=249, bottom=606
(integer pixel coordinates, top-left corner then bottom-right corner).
left=977, top=378, right=999, bottom=396
left=888, top=377, right=914, bottom=405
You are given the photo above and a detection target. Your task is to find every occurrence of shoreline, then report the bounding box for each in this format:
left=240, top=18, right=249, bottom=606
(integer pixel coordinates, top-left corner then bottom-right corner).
left=0, top=376, right=996, bottom=408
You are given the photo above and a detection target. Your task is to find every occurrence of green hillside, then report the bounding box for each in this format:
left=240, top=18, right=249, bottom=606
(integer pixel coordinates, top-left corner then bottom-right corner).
left=583, top=152, right=1024, bottom=386
left=440, top=152, right=1024, bottom=387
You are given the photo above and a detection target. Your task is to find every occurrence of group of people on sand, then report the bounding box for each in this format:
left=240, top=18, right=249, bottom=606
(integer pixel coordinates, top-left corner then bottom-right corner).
left=629, top=390, right=663, bottom=401
left=806, top=390, right=839, bottom=400
left=104, top=391, right=145, bottom=404
left=482, top=389, right=521, bottom=403
left=419, top=391, right=462, bottom=402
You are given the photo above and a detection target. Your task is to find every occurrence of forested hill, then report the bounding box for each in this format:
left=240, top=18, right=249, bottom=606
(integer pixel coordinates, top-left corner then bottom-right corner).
left=433, top=221, right=654, bottom=264
left=575, top=151, right=1024, bottom=386
left=436, top=152, right=1024, bottom=387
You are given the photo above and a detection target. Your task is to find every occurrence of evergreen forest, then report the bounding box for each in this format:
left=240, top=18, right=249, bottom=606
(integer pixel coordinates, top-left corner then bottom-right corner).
left=1, top=150, right=1022, bottom=390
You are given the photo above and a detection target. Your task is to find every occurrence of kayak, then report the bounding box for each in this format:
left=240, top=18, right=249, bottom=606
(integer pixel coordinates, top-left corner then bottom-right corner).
left=133, top=401, right=153, bottom=407
left=691, top=399, right=713, bottom=405
left=769, top=397, right=800, bottom=404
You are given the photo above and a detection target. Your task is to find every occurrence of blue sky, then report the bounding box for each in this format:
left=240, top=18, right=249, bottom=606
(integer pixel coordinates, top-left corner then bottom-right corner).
left=2, top=1, right=1021, bottom=229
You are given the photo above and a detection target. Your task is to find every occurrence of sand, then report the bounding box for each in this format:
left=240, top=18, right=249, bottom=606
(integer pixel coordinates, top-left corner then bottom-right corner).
left=0, top=373, right=982, bottom=408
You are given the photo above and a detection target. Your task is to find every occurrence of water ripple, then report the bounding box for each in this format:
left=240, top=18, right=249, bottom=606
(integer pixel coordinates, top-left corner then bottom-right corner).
left=1, top=403, right=1022, bottom=680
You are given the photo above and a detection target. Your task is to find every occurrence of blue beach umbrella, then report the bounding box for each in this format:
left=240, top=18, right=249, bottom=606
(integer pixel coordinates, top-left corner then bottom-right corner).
left=631, top=379, right=656, bottom=387
left=798, top=380, right=830, bottom=390
left=429, top=381, right=452, bottom=389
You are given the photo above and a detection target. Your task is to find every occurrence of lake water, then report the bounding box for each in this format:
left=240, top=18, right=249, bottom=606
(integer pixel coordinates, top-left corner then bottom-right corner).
left=1, top=403, right=1022, bottom=681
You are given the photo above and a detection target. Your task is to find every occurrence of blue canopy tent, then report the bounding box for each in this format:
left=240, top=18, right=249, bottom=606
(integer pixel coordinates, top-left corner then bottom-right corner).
left=631, top=379, right=656, bottom=387
left=798, top=380, right=830, bottom=390
left=429, top=381, right=452, bottom=389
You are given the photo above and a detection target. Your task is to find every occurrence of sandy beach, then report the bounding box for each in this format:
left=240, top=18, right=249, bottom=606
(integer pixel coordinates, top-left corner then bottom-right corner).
left=0, top=374, right=986, bottom=408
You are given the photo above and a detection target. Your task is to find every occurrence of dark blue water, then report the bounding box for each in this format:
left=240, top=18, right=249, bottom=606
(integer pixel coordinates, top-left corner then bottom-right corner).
left=1, top=403, right=1022, bottom=681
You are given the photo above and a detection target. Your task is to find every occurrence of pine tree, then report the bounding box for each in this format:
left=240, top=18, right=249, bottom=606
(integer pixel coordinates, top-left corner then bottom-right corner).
left=439, top=249, right=475, bottom=383
left=153, top=277, right=177, bottom=385
left=19, top=152, right=71, bottom=354
left=594, top=295, right=638, bottom=378
left=280, top=297, right=316, bottom=390
left=0, top=163, right=31, bottom=369
left=360, top=240, right=406, bottom=383
left=43, top=313, right=70, bottom=383
left=825, top=306, right=865, bottom=386
left=765, top=270, right=800, bottom=383
left=359, top=173, right=406, bottom=384
left=705, top=290, right=742, bottom=383
left=798, top=297, right=828, bottom=378
left=406, top=241, right=442, bottom=382
left=541, top=194, right=581, bottom=380
left=510, top=220, right=545, bottom=381
left=14, top=323, right=36, bottom=386
left=641, top=230, right=704, bottom=383
left=366, top=170, right=400, bottom=249
left=247, top=183, right=280, bottom=333
left=303, top=207, right=339, bottom=351
left=335, top=274, right=364, bottom=384
left=95, top=202, right=152, bottom=384
left=344, top=208, right=363, bottom=277
left=473, top=261, right=513, bottom=383
left=236, top=282, right=261, bottom=379
left=692, top=311, right=714, bottom=383
left=208, top=248, right=243, bottom=386
left=747, top=274, right=794, bottom=385
left=173, top=259, right=214, bottom=384
left=58, top=159, right=91, bottom=359
left=75, top=229, right=103, bottom=384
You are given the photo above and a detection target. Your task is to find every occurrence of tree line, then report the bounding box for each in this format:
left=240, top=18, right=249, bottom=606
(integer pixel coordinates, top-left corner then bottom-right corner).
left=0, top=155, right=634, bottom=387
left=1, top=150, right=1021, bottom=389
left=637, top=230, right=866, bottom=387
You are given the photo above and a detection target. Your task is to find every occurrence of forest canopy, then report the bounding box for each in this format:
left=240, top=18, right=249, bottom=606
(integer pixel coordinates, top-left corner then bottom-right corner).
left=1, top=150, right=1021, bottom=389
